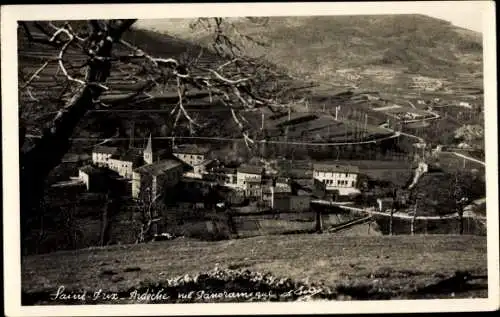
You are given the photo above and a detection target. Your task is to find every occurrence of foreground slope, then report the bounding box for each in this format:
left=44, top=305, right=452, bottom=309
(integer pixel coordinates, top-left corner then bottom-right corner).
left=22, top=234, right=487, bottom=302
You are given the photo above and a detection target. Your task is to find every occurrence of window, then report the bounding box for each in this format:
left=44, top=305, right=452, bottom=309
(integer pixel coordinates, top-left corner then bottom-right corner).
left=352, top=181, right=355, bottom=187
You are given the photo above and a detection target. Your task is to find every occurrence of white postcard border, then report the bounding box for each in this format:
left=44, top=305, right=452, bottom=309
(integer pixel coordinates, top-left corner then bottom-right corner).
left=2, top=2, right=498, bottom=316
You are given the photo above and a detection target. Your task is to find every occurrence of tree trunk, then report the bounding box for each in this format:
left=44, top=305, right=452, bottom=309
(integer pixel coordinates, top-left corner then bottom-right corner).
left=389, top=209, right=394, bottom=236
left=315, top=209, right=323, bottom=233
left=100, top=207, right=109, bottom=247
left=459, top=211, right=464, bottom=235
left=20, top=20, right=136, bottom=244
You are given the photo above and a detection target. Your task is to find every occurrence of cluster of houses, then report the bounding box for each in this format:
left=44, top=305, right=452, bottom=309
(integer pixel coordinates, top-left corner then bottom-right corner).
left=78, top=136, right=362, bottom=211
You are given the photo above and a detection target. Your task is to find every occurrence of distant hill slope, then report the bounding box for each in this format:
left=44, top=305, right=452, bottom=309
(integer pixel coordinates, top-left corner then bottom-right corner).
left=17, top=22, right=299, bottom=146
left=136, top=15, right=483, bottom=89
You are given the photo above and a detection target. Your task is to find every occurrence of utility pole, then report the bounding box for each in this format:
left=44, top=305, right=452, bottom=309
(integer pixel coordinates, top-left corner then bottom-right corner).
left=261, top=111, right=265, bottom=131
left=129, top=121, right=135, bottom=149
left=390, top=188, right=397, bottom=236
left=364, top=113, right=368, bottom=139
left=411, top=197, right=418, bottom=235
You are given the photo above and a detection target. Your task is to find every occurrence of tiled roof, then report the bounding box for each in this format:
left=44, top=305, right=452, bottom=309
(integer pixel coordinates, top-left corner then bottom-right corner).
left=219, top=167, right=237, bottom=174
left=276, top=177, right=290, bottom=184
left=313, top=163, right=359, bottom=174
left=237, top=165, right=263, bottom=175
left=173, top=144, right=210, bottom=155
left=111, top=148, right=144, bottom=166
left=193, top=159, right=215, bottom=167
left=246, top=179, right=262, bottom=184
left=79, top=165, right=100, bottom=175
left=93, top=145, right=118, bottom=155
left=134, top=159, right=183, bottom=176
left=274, top=185, right=292, bottom=193
left=79, top=165, right=120, bottom=178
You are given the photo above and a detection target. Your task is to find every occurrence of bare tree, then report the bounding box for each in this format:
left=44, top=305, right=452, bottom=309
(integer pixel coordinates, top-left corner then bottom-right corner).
left=135, top=189, right=163, bottom=244
left=19, top=18, right=298, bottom=247
left=453, top=173, right=468, bottom=235
left=20, top=20, right=136, bottom=244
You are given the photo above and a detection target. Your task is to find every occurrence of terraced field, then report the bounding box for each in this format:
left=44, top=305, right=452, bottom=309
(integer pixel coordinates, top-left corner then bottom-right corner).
left=18, top=22, right=297, bottom=144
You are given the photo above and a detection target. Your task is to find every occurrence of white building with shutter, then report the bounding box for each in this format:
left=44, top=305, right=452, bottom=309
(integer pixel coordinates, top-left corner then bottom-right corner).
left=312, top=163, right=360, bottom=196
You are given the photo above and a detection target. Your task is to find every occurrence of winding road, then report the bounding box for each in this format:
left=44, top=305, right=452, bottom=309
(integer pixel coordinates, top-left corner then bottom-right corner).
left=311, top=200, right=486, bottom=221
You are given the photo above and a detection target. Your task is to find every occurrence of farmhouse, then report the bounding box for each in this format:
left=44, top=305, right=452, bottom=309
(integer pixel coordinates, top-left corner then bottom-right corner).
left=312, top=163, right=360, bottom=196
left=275, top=176, right=292, bottom=190
left=92, top=146, right=119, bottom=167
left=91, top=135, right=158, bottom=179
left=245, top=180, right=263, bottom=199
left=78, top=165, right=123, bottom=193
left=132, top=159, right=184, bottom=199
left=236, top=165, right=264, bottom=190
left=262, top=184, right=294, bottom=209
left=78, top=165, right=105, bottom=192
left=107, top=148, right=145, bottom=179
left=173, top=144, right=211, bottom=178
left=376, top=197, right=394, bottom=212
left=219, top=167, right=239, bottom=189
left=276, top=195, right=311, bottom=213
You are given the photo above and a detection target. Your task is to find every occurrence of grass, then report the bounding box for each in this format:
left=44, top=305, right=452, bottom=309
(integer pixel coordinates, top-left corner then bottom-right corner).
left=22, top=234, right=487, bottom=302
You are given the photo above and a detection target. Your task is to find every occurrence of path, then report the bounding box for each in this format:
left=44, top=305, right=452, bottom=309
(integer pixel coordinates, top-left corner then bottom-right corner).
left=25, top=131, right=401, bottom=147
left=311, top=200, right=486, bottom=220
left=443, top=151, right=486, bottom=166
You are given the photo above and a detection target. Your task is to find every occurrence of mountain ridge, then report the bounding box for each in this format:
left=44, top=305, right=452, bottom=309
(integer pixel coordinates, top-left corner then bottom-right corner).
left=135, top=14, right=483, bottom=88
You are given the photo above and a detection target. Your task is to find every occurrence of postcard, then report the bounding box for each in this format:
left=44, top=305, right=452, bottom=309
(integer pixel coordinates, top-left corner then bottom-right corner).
left=2, top=1, right=498, bottom=316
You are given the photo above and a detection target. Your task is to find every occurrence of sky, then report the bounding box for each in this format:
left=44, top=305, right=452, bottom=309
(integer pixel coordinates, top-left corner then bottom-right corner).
left=136, top=2, right=487, bottom=34
left=407, top=2, right=485, bottom=33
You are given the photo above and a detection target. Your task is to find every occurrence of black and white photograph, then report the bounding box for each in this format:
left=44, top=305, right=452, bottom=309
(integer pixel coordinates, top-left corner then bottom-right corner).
left=2, top=1, right=499, bottom=315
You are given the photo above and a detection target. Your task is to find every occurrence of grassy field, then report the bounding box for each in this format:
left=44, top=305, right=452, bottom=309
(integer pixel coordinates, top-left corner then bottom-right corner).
left=22, top=234, right=487, bottom=303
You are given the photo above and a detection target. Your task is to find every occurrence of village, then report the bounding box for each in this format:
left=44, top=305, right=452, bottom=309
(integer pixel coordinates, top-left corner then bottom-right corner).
left=77, top=135, right=363, bottom=214
left=57, top=124, right=485, bottom=243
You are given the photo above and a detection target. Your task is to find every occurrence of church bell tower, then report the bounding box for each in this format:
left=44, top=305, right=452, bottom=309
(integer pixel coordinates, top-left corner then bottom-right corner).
left=144, top=134, right=153, bottom=164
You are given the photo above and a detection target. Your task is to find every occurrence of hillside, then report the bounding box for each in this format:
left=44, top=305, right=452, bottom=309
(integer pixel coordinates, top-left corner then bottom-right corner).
left=22, top=234, right=487, bottom=303
left=136, top=15, right=483, bottom=91
left=19, top=16, right=484, bottom=151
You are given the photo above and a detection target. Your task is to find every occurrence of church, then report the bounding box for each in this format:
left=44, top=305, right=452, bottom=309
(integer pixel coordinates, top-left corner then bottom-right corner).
left=90, top=135, right=184, bottom=199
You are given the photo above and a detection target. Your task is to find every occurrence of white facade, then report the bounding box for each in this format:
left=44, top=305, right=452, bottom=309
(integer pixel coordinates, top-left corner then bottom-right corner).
left=313, top=166, right=359, bottom=196
left=132, top=171, right=141, bottom=199
left=236, top=171, right=262, bottom=189
left=78, top=169, right=90, bottom=191
left=173, top=152, right=206, bottom=167
left=183, top=160, right=213, bottom=179
left=132, top=161, right=184, bottom=199
left=221, top=172, right=239, bottom=189
left=108, top=158, right=134, bottom=179
left=92, top=152, right=114, bottom=167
